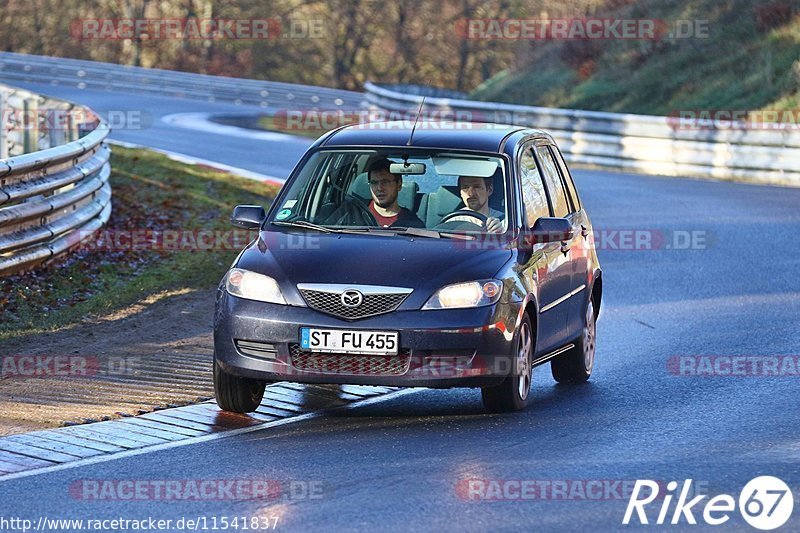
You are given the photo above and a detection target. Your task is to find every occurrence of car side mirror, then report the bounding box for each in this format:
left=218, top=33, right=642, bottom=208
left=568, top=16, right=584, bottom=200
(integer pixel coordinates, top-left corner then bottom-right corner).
left=530, top=217, right=574, bottom=243
left=231, top=205, right=266, bottom=229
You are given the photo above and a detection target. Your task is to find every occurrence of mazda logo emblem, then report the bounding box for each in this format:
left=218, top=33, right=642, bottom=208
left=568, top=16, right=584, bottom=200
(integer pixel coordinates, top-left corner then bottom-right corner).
left=340, top=289, right=364, bottom=308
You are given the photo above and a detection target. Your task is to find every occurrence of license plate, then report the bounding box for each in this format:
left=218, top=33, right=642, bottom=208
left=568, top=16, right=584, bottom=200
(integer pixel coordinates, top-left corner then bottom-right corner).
left=300, top=328, right=399, bottom=355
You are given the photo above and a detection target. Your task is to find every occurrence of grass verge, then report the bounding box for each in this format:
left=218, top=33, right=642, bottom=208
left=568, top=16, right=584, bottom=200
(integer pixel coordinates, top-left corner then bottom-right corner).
left=0, top=146, right=279, bottom=341
left=258, top=115, right=323, bottom=139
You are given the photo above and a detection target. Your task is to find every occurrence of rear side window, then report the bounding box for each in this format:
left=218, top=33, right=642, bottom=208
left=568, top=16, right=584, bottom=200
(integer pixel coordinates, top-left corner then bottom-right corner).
left=535, top=145, right=570, bottom=218
left=519, top=148, right=550, bottom=227
left=551, top=146, right=581, bottom=211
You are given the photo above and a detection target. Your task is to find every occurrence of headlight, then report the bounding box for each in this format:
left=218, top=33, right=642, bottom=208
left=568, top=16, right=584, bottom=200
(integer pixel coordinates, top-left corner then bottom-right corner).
left=225, top=268, right=286, bottom=304
left=422, top=279, right=503, bottom=310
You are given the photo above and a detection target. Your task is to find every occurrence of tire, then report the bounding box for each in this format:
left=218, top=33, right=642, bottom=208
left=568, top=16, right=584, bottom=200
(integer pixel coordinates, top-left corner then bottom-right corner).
left=481, top=314, right=534, bottom=413
left=214, top=358, right=267, bottom=413
left=551, top=298, right=596, bottom=383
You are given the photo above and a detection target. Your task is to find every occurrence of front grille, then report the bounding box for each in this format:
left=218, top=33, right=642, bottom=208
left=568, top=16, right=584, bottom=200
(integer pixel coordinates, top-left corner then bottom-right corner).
left=299, top=289, right=408, bottom=320
left=289, top=344, right=411, bottom=376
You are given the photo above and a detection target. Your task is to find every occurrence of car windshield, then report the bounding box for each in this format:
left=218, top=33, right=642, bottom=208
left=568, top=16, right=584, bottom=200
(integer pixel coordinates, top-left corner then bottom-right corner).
left=270, top=149, right=508, bottom=234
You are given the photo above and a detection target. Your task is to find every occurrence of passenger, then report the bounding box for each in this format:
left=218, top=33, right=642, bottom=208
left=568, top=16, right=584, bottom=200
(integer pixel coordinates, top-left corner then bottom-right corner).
left=326, top=158, right=424, bottom=228
left=457, top=175, right=504, bottom=233
left=365, top=158, right=425, bottom=228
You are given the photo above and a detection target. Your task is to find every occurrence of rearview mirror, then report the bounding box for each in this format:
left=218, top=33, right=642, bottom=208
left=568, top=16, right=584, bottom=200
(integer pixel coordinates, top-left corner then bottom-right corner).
left=530, top=217, right=574, bottom=243
left=231, top=205, right=266, bottom=229
left=389, top=162, right=426, bottom=175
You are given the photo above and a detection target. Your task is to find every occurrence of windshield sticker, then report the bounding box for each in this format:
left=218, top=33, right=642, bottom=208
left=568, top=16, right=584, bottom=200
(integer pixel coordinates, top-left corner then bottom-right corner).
left=275, top=209, right=293, bottom=220
left=282, top=200, right=298, bottom=208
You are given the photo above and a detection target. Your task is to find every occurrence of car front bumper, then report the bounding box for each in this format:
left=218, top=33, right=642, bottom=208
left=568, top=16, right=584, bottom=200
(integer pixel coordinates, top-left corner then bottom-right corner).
left=214, top=292, right=522, bottom=388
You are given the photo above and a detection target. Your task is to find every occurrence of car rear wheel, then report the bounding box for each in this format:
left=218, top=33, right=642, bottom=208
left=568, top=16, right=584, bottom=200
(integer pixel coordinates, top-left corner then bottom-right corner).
left=551, top=298, right=596, bottom=383
left=214, top=358, right=267, bottom=413
left=481, top=314, right=533, bottom=413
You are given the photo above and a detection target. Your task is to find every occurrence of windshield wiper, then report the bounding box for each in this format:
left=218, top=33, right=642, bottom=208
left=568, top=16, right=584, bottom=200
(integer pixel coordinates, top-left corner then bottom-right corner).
left=272, top=221, right=475, bottom=240
left=271, top=220, right=338, bottom=233
left=389, top=227, right=476, bottom=240
left=271, top=220, right=382, bottom=236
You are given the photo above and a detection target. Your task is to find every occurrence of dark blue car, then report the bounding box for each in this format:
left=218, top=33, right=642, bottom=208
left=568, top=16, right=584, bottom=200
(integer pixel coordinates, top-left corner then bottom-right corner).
left=213, top=122, right=602, bottom=412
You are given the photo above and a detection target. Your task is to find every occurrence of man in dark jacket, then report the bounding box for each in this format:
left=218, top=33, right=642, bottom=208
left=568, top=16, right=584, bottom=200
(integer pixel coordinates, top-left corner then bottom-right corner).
left=325, top=158, right=425, bottom=228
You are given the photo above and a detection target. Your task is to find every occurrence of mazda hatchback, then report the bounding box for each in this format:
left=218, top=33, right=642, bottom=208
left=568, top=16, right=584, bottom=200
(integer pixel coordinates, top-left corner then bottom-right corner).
left=213, top=121, right=602, bottom=413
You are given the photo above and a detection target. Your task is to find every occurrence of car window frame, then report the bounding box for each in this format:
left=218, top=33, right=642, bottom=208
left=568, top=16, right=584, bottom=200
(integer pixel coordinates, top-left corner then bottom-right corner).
left=532, top=142, right=571, bottom=219
left=549, top=145, right=581, bottom=213
left=515, top=141, right=553, bottom=228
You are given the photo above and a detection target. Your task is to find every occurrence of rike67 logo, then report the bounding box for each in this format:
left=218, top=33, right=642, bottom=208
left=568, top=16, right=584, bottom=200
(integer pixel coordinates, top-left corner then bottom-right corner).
left=623, top=477, right=794, bottom=530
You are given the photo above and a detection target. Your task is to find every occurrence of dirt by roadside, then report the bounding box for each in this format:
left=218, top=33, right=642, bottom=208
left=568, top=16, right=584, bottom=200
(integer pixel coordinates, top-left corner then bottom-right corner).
left=0, top=287, right=218, bottom=436
left=0, top=146, right=280, bottom=437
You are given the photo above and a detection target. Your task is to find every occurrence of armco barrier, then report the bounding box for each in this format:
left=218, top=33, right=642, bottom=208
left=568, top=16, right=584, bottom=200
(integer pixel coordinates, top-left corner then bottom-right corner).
left=0, top=83, right=111, bottom=275
left=0, top=51, right=366, bottom=111
left=364, top=82, right=800, bottom=186
left=3, top=53, right=796, bottom=186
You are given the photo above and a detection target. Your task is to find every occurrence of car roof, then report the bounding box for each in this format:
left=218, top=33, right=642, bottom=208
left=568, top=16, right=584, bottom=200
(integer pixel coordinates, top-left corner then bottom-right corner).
left=317, top=120, right=553, bottom=153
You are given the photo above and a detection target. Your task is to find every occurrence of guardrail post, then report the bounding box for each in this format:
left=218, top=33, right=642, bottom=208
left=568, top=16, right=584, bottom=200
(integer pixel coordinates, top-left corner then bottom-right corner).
left=48, top=107, right=67, bottom=148
left=23, top=97, right=39, bottom=153
left=0, top=90, right=7, bottom=159
left=66, top=109, right=76, bottom=142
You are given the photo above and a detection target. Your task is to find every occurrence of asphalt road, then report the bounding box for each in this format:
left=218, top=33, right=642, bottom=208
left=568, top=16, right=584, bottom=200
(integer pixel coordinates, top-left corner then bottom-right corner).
left=0, top=82, right=798, bottom=532
left=8, top=81, right=314, bottom=179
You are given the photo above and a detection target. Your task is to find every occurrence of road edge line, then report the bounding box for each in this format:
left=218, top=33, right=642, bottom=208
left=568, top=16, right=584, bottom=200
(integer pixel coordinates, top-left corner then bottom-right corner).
left=0, top=388, right=419, bottom=483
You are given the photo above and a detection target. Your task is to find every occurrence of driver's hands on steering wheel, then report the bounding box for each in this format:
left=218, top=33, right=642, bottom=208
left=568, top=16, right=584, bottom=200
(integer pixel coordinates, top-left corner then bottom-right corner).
left=485, top=216, right=503, bottom=234
left=437, top=209, right=503, bottom=233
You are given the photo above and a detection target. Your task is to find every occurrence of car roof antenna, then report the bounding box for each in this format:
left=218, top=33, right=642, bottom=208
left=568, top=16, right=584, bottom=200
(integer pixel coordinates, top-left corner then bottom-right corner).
left=406, top=97, right=426, bottom=146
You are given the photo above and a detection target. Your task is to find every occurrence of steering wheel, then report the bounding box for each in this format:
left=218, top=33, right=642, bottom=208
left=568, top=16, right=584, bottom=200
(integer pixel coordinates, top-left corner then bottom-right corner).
left=438, top=209, right=487, bottom=227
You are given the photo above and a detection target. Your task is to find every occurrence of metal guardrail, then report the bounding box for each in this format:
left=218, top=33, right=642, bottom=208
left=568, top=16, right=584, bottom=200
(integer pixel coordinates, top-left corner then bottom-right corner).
left=0, top=51, right=366, bottom=111
left=0, top=83, right=111, bottom=276
left=365, top=82, right=800, bottom=186
left=4, top=53, right=796, bottom=186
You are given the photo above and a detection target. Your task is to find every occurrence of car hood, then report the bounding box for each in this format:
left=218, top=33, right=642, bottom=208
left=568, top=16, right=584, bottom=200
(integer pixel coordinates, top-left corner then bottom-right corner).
left=235, top=230, right=513, bottom=308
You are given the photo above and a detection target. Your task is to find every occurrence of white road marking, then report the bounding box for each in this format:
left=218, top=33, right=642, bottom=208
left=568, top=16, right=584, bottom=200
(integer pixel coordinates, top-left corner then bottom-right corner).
left=161, top=112, right=301, bottom=143
left=0, top=389, right=419, bottom=483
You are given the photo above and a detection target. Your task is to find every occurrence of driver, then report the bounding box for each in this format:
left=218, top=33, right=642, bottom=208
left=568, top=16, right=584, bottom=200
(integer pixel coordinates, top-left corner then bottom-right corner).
left=455, top=175, right=504, bottom=233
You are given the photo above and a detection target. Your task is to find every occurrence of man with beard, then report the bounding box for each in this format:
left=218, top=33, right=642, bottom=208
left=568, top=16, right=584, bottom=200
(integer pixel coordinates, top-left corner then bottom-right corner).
left=324, top=158, right=424, bottom=228
left=456, top=175, right=504, bottom=233
left=365, top=158, right=425, bottom=228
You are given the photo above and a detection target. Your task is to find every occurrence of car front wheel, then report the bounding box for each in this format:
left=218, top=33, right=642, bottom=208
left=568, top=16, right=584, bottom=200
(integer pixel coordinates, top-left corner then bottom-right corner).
left=481, top=314, right=534, bottom=413
left=551, top=298, right=596, bottom=383
left=214, top=358, right=267, bottom=413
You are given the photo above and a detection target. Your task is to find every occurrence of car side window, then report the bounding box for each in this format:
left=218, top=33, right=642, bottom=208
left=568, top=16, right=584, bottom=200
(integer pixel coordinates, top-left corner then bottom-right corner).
left=534, top=145, right=570, bottom=218
left=551, top=146, right=581, bottom=211
left=519, top=147, right=550, bottom=228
